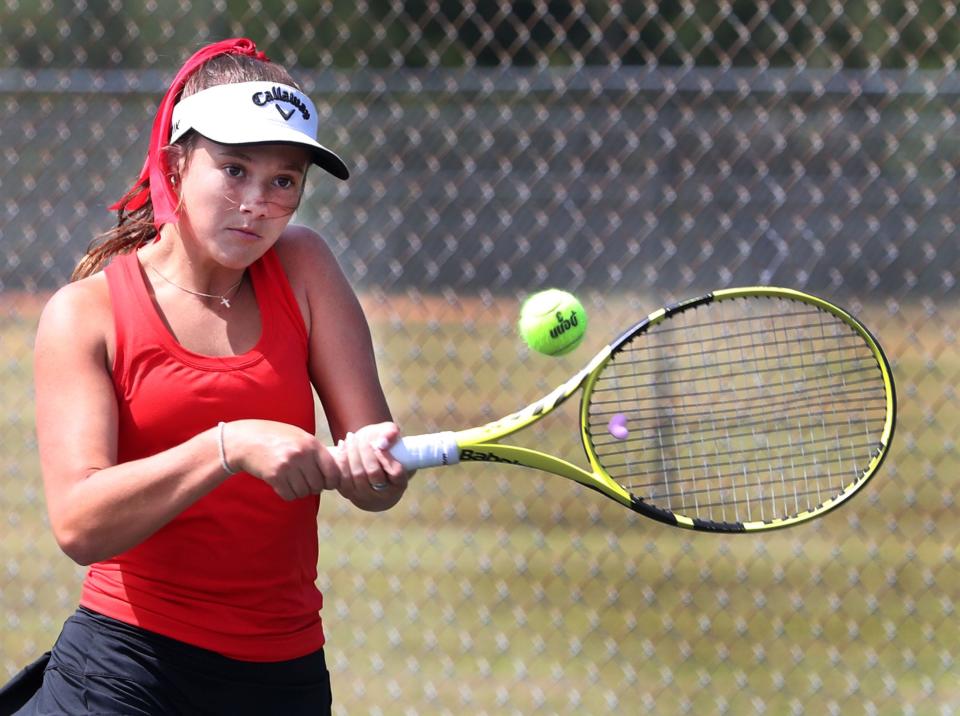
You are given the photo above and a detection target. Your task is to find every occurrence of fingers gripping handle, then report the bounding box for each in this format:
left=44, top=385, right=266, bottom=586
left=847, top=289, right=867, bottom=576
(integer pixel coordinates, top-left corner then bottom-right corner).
left=389, top=432, right=461, bottom=470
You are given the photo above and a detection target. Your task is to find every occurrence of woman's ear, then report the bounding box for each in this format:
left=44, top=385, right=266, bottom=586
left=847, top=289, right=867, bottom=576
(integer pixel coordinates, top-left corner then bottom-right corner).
left=160, top=144, right=185, bottom=190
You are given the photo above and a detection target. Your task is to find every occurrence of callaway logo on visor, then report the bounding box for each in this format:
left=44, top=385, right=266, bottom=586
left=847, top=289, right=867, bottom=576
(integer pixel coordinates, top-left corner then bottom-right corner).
left=167, top=81, right=350, bottom=180
left=251, top=86, right=311, bottom=122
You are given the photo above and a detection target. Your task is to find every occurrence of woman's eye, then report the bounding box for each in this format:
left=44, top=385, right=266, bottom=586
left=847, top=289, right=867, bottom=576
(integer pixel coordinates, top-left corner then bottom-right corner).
left=224, top=165, right=244, bottom=177
left=275, top=176, right=298, bottom=190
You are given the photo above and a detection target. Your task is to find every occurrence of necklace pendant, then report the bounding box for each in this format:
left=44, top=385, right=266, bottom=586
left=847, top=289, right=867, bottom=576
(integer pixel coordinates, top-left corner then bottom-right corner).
left=220, top=297, right=231, bottom=308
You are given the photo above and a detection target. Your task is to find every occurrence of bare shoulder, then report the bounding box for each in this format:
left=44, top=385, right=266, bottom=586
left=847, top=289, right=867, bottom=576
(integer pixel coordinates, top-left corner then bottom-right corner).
left=272, top=225, right=367, bottom=337
left=36, top=272, right=113, bottom=356
left=272, top=224, right=341, bottom=282
left=272, top=224, right=357, bottom=315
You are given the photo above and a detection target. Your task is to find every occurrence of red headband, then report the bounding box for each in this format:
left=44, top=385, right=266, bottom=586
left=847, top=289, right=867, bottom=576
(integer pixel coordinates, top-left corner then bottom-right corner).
left=109, top=38, right=270, bottom=229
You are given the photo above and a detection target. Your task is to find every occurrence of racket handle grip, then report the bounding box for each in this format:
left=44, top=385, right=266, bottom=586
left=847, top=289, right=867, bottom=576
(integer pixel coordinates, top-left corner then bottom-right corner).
left=389, top=432, right=461, bottom=470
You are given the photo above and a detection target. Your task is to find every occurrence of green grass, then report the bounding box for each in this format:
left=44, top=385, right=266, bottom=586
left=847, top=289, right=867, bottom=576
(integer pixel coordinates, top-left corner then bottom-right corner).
left=1, top=294, right=957, bottom=714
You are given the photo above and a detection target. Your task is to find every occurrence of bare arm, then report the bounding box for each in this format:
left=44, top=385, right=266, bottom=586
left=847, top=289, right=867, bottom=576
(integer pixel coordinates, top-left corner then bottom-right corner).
left=33, top=277, right=231, bottom=565
left=276, top=227, right=411, bottom=511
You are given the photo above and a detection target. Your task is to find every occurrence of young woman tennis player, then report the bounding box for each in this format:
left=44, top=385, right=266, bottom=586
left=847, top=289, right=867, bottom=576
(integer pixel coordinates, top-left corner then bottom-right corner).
left=5, top=38, right=409, bottom=715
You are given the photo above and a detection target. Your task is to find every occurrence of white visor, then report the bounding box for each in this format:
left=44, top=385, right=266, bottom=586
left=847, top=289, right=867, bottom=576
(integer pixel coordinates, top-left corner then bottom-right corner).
left=170, top=81, right=349, bottom=180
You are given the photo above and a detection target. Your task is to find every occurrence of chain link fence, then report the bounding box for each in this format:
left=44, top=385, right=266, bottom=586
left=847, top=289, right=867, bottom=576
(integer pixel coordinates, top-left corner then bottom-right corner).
left=1, top=2, right=957, bottom=714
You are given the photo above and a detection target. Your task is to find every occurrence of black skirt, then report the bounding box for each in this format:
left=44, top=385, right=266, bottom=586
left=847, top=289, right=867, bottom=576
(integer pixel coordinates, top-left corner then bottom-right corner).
left=2, top=607, right=332, bottom=716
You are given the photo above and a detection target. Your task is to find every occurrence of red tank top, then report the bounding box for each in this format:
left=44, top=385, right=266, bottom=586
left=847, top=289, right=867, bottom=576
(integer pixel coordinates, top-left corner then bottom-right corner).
left=80, top=248, right=324, bottom=662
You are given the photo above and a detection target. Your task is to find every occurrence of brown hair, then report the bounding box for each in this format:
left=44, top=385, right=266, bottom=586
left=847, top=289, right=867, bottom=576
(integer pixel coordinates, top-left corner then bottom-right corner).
left=71, top=54, right=299, bottom=280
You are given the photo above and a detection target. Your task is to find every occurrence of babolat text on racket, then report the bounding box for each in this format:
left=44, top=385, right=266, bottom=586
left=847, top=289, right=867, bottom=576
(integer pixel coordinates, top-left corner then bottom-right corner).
left=390, top=287, right=896, bottom=533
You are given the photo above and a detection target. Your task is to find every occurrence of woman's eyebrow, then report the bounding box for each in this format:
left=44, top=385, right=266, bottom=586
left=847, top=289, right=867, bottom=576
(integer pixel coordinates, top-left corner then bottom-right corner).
left=216, top=147, right=307, bottom=173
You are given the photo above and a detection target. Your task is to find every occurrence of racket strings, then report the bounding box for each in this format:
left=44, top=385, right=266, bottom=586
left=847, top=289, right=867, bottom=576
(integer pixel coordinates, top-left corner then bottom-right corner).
left=585, top=296, right=889, bottom=526
left=600, top=444, right=878, bottom=480
left=615, top=311, right=865, bottom=366
left=594, top=421, right=884, bottom=469
left=590, top=370, right=884, bottom=421
left=589, top=384, right=887, bottom=444
left=590, top=353, right=877, bottom=395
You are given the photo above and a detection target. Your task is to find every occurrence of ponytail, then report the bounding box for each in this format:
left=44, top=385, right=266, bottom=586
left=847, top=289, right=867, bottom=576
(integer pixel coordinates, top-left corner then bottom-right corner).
left=70, top=204, right=158, bottom=281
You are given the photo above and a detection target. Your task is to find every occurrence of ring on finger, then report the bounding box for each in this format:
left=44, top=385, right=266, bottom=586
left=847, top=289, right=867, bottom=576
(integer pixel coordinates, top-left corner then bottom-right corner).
left=371, top=482, right=389, bottom=491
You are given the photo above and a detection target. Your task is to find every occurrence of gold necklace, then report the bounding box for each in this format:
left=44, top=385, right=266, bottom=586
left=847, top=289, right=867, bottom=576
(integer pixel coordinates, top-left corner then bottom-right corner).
left=147, top=265, right=244, bottom=308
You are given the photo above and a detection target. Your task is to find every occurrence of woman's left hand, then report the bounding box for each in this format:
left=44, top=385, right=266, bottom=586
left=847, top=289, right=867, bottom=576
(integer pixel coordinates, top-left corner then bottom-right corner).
left=332, top=422, right=412, bottom=511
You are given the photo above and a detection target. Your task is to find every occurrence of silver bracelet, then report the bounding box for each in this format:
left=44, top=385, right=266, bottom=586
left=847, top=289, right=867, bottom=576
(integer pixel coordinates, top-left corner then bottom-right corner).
left=218, top=421, right=237, bottom=475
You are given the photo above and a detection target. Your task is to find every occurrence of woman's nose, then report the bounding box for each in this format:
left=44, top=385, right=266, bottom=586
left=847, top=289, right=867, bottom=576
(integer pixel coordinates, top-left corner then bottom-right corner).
left=237, top=183, right=270, bottom=215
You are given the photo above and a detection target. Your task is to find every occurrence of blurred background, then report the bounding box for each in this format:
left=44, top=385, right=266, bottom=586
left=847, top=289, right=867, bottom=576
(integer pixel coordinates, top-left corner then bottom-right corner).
left=1, top=2, right=956, bottom=714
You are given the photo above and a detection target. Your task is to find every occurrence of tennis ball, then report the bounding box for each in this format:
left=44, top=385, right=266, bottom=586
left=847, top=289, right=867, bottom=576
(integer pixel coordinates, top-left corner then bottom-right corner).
left=518, top=289, right=588, bottom=356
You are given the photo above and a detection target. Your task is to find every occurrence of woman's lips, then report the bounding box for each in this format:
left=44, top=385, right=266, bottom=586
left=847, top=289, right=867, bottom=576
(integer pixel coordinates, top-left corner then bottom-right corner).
left=229, top=226, right=261, bottom=239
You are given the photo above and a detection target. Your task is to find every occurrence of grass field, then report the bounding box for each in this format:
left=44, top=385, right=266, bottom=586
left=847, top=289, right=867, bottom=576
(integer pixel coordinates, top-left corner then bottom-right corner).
left=1, top=290, right=956, bottom=714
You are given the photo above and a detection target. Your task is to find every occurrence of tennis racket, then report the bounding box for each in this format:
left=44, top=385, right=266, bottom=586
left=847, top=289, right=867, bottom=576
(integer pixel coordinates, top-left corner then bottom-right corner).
left=390, top=287, right=896, bottom=533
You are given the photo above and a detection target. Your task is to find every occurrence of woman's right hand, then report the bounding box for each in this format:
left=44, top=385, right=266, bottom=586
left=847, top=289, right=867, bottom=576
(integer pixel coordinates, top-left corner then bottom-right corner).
left=220, top=420, right=342, bottom=500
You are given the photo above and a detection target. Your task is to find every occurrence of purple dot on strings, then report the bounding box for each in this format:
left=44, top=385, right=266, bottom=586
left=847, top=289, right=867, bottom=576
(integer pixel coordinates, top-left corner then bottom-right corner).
left=608, top=413, right=628, bottom=440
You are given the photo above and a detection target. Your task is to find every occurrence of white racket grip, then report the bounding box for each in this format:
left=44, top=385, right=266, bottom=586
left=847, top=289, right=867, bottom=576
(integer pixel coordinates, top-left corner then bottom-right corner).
left=389, top=432, right=461, bottom=470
